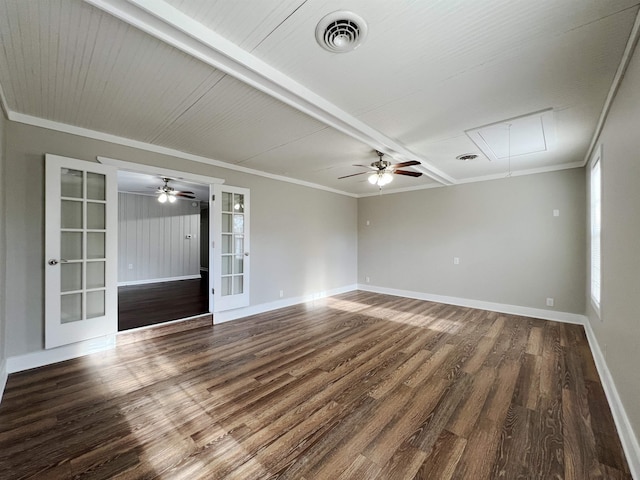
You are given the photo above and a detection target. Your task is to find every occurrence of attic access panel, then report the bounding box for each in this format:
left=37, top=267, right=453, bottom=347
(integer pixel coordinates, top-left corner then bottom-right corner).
left=465, top=109, right=557, bottom=161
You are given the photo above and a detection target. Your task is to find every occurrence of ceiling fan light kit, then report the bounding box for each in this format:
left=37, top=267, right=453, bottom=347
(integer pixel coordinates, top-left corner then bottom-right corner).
left=338, top=150, right=423, bottom=189
left=156, top=177, right=195, bottom=203
left=368, top=171, right=393, bottom=187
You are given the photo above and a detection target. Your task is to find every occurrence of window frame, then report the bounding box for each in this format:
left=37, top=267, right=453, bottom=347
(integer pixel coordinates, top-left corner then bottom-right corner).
left=590, top=146, right=602, bottom=316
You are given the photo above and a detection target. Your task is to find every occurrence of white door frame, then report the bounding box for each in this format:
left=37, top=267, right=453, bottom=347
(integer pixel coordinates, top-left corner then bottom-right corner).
left=97, top=156, right=225, bottom=317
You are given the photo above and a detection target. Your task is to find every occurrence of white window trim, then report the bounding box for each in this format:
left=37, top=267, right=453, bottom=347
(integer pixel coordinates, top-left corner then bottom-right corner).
left=590, top=146, right=602, bottom=317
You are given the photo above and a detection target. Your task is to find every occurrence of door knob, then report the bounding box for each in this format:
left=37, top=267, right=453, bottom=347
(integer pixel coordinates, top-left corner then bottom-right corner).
left=48, top=259, right=68, bottom=266
left=244, top=252, right=249, bottom=256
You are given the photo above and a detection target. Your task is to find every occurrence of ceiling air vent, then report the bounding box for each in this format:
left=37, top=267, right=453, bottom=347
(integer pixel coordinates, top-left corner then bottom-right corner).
left=316, top=11, right=368, bottom=53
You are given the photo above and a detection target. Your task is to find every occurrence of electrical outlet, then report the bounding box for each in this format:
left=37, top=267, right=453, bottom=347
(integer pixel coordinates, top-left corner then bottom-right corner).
left=553, top=209, right=560, bottom=217
left=279, top=290, right=284, bottom=298
left=365, top=276, right=370, bottom=283
left=127, top=264, right=133, bottom=270
left=453, top=257, right=460, bottom=265
left=546, top=297, right=554, bottom=307
left=366, top=220, right=370, bottom=226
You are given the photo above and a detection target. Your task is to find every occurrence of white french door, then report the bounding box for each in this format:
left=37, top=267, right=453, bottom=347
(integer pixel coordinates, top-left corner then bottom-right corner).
left=45, top=154, right=118, bottom=349
left=212, top=184, right=250, bottom=312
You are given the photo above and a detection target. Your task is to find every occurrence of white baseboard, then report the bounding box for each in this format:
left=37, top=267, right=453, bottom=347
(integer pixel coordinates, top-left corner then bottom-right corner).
left=117, top=312, right=212, bottom=335
left=357, top=284, right=587, bottom=325
left=583, top=320, right=640, bottom=479
left=214, top=284, right=358, bottom=323
left=118, top=274, right=201, bottom=287
left=0, top=359, right=7, bottom=404
left=6, top=335, right=116, bottom=374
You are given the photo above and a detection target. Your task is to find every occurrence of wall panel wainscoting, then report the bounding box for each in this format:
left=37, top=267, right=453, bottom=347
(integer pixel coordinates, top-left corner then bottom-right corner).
left=0, top=291, right=631, bottom=479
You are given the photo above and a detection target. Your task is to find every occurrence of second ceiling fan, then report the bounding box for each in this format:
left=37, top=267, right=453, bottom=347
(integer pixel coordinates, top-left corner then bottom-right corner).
left=154, top=177, right=196, bottom=203
left=338, top=151, right=423, bottom=187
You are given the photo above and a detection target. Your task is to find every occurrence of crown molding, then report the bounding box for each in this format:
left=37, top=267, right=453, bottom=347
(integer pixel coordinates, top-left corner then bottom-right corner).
left=582, top=7, right=640, bottom=167
left=8, top=111, right=358, bottom=198
left=356, top=161, right=584, bottom=198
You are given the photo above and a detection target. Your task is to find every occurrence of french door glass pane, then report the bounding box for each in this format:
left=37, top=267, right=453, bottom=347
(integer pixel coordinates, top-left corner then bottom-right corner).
left=86, top=261, right=105, bottom=289
left=221, top=255, right=232, bottom=275
left=234, top=256, right=243, bottom=274
left=61, top=168, right=83, bottom=198
left=233, top=194, right=244, bottom=213
left=87, top=232, right=105, bottom=259
left=234, top=236, right=244, bottom=255
left=61, top=232, right=83, bottom=260
left=222, top=213, right=232, bottom=233
left=61, top=200, right=83, bottom=229
left=222, top=234, right=232, bottom=254
left=87, top=173, right=106, bottom=200
left=87, top=203, right=105, bottom=229
left=86, top=290, right=105, bottom=319
left=221, top=277, right=232, bottom=296
left=222, top=192, right=232, bottom=212
left=233, top=276, right=243, bottom=294
left=61, top=294, right=82, bottom=323
left=233, top=214, right=244, bottom=234
left=61, top=263, right=82, bottom=292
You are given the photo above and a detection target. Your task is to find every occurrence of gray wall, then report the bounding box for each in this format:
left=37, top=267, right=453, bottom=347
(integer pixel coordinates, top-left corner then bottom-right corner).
left=586, top=40, right=640, bottom=446
left=0, top=109, right=6, bottom=382
left=4, top=121, right=358, bottom=357
left=118, top=192, right=200, bottom=283
left=358, top=169, right=586, bottom=313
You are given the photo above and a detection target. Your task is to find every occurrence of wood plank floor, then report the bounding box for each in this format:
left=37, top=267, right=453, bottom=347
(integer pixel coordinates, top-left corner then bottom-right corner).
left=0, top=291, right=630, bottom=479
left=118, top=274, right=209, bottom=331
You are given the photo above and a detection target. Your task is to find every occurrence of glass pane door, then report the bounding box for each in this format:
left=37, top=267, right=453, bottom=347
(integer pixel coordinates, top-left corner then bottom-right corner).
left=46, top=155, right=117, bottom=349
left=214, top=185, right=250, bottom=312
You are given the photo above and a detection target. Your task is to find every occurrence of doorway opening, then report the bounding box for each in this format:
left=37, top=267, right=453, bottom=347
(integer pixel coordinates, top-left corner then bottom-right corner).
left=116, top=170, right=210, bottom=331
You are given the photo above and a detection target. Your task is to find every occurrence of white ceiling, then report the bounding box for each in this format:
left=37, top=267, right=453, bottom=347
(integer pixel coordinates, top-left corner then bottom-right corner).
left=0, top=0, right=638, bottom=196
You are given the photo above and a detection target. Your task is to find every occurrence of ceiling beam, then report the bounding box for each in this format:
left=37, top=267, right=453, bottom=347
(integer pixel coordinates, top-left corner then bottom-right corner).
left=84, top=0, right=455, bottom=185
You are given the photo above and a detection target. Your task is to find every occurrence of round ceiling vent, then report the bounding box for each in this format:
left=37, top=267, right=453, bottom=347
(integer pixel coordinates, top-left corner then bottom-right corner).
left=315, top=11, right=368, bottom=53
left=456, top=154, right=479, bottom=161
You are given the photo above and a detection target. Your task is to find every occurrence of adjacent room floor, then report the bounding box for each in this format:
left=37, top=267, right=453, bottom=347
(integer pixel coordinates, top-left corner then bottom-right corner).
left=118, top=272, right=209, bottom=331
left=0, top=291, right=631, bottom=479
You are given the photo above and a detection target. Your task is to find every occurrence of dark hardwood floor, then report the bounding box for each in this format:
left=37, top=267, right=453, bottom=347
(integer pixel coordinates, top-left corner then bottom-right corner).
left=0, top=291, right=631, bottom=479
left=118, top=273, right=209, bottom=331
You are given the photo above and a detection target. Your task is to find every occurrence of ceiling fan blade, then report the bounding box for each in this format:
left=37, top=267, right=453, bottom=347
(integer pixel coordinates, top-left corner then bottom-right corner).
left=352, top=164, right=377, bottom=170
left=175, top=192, right=196, bottom=199
left=394, top=170, right=423, bottom=177
left=338, top=171, right=369, bottom=179
left=392, top=160, right=421, bottom=168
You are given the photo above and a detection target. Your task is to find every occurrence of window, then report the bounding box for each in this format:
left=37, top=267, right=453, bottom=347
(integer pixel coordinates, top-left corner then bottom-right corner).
left=590, top=150, right=601, bottom=312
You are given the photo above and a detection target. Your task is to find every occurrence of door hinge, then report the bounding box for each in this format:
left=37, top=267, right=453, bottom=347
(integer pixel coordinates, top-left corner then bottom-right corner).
left=211, top=288, right=215, bottom=294
left=211, top=194, right=215, bottom=202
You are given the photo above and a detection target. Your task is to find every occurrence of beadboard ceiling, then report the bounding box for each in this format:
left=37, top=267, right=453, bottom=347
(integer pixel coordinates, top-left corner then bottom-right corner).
left=0, top=0, right=638, bottom=196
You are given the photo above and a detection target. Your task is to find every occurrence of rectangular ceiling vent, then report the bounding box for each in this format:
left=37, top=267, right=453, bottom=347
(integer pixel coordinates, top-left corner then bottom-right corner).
left=465, top=109, right=556, bottom=162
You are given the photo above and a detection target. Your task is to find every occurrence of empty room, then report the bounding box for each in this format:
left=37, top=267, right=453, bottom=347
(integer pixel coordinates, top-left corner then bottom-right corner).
left=0, top=1, right=639, bottom=479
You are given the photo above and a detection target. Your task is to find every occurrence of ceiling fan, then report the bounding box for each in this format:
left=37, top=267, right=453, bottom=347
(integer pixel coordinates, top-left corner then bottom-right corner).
left=338, top=151, right=423, bottom=187
left=154, top=177, right=195, bottom=203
